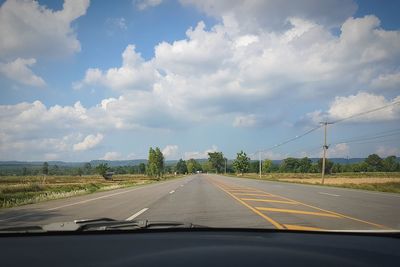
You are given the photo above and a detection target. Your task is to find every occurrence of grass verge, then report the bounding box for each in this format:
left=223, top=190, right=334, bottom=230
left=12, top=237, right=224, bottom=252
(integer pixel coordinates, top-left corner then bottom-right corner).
left=0, top=174, right=183, bottom=209
left=222, top=173, right=400, bottom=194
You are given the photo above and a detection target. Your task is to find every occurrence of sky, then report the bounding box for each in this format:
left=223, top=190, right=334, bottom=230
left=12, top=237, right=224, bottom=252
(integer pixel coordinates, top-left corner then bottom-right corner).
left=0, top=0, right=399, bottom=162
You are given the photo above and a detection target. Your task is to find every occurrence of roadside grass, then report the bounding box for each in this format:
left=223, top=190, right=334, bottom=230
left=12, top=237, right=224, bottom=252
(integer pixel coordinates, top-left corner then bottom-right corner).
left=223, top=172, right=400, bottom=194
left=0, top=174, right=182, bottom=209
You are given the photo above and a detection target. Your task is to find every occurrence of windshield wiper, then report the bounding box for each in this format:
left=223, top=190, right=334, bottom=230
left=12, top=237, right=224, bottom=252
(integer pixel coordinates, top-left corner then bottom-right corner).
left=0, top=218, right=199, bottom=233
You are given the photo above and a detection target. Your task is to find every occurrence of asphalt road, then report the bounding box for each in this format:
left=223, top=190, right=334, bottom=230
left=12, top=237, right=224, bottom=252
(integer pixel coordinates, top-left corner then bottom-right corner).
left=0, top=174, right=399, bottom=230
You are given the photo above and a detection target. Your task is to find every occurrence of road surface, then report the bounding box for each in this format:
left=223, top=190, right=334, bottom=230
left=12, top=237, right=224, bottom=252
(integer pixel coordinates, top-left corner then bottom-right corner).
left=1, top=174, right=399, bottom=230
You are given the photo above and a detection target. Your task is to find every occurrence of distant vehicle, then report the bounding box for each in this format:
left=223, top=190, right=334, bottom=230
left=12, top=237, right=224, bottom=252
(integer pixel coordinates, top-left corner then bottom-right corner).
left=196, top=171, right=202, bottom=174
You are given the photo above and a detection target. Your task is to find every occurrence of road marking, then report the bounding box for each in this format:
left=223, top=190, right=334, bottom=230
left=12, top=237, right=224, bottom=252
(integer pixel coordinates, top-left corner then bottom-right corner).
left=0, top=213, right=35, bottom=222
left=216, top=180, right=391, bottom=230
left=169, top=190, right=175, bottom=194
left=319, top=192, right=340, bottom=197
left=212, top=182, right=285, bottom=229
left=233, top=193, right=273, bottom=197
left=126, top=208, right=148, bottom=221
left=256, top=207, right=341, bottom=218
left=283, top=224, right=322, bottom=231
left=45, top=180, right=178, bottom=212
left=269, top=193, right=391, bottom=229
left=240, top=198, right=297, bottom=204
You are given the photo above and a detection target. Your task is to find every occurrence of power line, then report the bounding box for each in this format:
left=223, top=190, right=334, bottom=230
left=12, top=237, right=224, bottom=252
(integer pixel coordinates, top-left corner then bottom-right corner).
left=330, top=100, right=400, bottom=124
left=331, top=129, right=400, bottom=145
left=254, top=125, right=322, bottom=155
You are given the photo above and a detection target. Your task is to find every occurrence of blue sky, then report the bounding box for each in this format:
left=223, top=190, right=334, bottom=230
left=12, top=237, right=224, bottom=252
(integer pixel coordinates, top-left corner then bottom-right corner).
left=0, top=0, right=399, bottom=161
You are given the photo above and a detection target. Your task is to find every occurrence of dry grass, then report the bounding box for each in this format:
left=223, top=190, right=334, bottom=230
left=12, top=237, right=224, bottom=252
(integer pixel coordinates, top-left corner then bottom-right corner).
left=279, top=177, right=400, bottom=185
left=225, top=172, right=400, bottom=193
left=0, top=174, right=182, bottom=209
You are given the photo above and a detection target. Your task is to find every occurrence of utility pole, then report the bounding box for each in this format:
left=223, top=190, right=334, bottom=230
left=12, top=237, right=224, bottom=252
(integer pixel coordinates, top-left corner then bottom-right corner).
left=320, top=122, right=332, bottom=184
left=224, top=158, right=227, bottom=175
left=259, top=151, right=262, bottom=179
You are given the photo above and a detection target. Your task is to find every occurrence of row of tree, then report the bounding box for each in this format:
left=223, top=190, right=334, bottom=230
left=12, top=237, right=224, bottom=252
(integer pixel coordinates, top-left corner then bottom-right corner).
left=227, top=152, right=400, bottom=174
left=2, top=150, right=398, bottom=177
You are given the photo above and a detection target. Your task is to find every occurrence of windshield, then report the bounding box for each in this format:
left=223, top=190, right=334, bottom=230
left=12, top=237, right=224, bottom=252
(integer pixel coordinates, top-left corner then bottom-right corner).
left=0, top=0, right=399, bottom=233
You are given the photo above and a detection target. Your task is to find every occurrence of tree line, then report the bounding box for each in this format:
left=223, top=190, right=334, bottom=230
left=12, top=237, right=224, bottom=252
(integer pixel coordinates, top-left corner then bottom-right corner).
left=1, top=149, right=398, bottom=177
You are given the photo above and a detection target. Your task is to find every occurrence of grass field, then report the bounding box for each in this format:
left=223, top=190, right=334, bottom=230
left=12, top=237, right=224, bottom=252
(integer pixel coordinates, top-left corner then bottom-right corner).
left=0, top=174, right=181, bottom=209
left=225, top=172, right=400, bottom=194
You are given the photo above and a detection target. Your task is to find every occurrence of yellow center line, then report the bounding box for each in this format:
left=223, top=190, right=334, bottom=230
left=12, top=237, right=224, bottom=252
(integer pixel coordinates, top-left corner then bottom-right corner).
left=283, top=224, right=323, bottom=231
left=256, top=207, right=341, bottom=218
left=233, top=193, right=273, bottom=197
left=209, top=178, right=391, bottom=230
left=228, top=189, right=263, bottom=192
left=211, top=182, right=285, bottom=229
left=240, top=198, right=297, bottom=204
left=264, top=193, right=392, bottom=229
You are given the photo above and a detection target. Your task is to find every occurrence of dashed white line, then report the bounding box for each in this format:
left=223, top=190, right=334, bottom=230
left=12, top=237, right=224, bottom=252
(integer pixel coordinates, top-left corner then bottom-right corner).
left=126, top=208, right=148, bottom=221
left=169, top=190, right=175, bottom=194
left=319, top=192, right=340, bottom=197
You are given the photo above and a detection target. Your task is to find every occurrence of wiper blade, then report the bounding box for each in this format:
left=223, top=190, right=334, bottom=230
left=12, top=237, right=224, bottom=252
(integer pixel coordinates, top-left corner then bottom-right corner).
left=80, top=219, right=195, bottom=231
left=0, top=218, right=198, bottom=233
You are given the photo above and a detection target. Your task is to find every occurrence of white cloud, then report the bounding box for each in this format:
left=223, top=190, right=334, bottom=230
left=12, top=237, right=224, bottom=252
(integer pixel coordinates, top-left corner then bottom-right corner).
left=75, top=14, right=400, bottom=130
left=135, top=0, right=162, bottom=10
left=4, top=2, right=400, bottom=160
left=0, top=58, right=45, bottom=87
left=329, top=143, right=350, bottom=157
left=180, top=0, right=357, bottom=31
left=73, top=133, right=104, bottom=151
left=184, top=145, right=218, bottom=159
left=233, top=114, right=257, bottom=128
left=305, top=92, right=400, bottom=123
left=162, top=145, right=179, bottom=159
left=376, top=145, right=400, bottom=158
left=100, top=152, right=122, bottom=160
left=371, top=72, right=400, bottom=91
left=75, top=45, right=157, bottom=91
left=0, top=0, right=90, bottom=60
left=106, top=17, right=127, bottom=31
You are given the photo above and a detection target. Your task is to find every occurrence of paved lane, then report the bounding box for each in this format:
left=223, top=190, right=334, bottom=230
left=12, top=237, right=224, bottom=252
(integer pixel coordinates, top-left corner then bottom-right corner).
left=0, top=174, right=399, bottom=230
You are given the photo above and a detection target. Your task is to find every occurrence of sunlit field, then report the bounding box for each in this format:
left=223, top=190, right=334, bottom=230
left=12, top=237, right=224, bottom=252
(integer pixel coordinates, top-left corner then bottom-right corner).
left=0, top=174, right=180, bottom=209
left=227, top=172, right=400, bottom=194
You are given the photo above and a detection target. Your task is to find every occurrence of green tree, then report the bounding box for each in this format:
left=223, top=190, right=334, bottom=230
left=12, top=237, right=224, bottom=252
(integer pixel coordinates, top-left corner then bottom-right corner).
left=233, top=150, right=250, bottom=175
left=176, top=159, right=188, bottom=174
left=138, top=163, right=146, bottom=174
left=201, top=161, right=212, bottom=173
left=155, top=147, right=164, bottom=178
left=331, top=163, right=343, bottom=173
left=280, top=158, right=300, bottom=172
left=317, top=158, right=334, bottom=174
left=147, top=147, right=164, bottom=179
left=208, top=152, right=225, bottom=173
left=187, top=158, right=202, bottom=173
left=365, top=154, right=384, bottom=171
left=95, top=163, right=109, bottom=179
left=298, top=157, right=312, bottom=173
left=83, top=162, right=92, bottom=175
left=147, top=147, right=158, bottom=177
left=262, top=159, right=272, bottom=173
left=383, top=156, right=399, bottom=172
left=77, top=168, right=83, bottom=176
left=42, top=162, right=49, bottom=175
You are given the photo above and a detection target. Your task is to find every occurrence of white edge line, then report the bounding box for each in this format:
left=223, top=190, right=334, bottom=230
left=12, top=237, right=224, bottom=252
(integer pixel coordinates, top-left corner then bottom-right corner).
left=319, top=192, right=340, bottom=197
left=126, top=208, right=148, bottom=221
